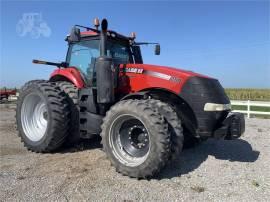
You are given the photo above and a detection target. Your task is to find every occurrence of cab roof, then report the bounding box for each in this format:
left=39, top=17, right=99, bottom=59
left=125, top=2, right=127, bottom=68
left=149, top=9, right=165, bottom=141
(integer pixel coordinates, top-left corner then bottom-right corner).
left=80, top=30, right=132, bottom=41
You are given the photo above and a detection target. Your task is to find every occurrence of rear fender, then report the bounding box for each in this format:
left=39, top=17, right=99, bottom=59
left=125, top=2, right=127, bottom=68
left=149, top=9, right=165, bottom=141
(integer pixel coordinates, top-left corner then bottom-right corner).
left=49, top=67, right=85, bottom=88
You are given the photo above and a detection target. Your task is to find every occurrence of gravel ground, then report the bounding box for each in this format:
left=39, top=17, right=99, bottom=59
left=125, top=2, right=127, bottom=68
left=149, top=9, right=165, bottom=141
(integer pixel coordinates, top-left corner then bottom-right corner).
left=0, top=103, right=269, bottom=201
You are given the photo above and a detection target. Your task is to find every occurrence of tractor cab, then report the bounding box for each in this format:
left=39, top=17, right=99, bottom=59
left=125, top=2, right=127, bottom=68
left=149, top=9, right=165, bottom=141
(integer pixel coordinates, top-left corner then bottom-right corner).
left=66, top=30, right=132, bottom=86
left=65, top=18, right=159, bottom=86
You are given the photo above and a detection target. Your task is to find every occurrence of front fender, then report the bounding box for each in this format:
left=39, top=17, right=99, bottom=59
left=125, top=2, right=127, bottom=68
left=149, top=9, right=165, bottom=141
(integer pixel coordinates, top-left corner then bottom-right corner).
left=50, top=67, right=85, bottom=88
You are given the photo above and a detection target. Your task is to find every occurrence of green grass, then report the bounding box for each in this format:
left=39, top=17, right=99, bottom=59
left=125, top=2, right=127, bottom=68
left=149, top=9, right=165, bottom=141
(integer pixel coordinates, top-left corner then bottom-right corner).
left=225, top=88, right=270, bottom=101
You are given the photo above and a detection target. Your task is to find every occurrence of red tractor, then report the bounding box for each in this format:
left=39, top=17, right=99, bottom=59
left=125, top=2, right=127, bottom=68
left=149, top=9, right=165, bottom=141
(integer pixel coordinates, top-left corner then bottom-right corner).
left=0, top=88, right=16, bottom=100
left=16, top=19, right=245, bottom=178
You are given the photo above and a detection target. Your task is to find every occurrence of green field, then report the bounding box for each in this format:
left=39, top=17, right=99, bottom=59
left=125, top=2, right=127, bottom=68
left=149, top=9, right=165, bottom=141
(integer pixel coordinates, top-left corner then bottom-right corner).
left=225, top=88, right=270, bottom=118
left=225, top=88, right=270, bottom=101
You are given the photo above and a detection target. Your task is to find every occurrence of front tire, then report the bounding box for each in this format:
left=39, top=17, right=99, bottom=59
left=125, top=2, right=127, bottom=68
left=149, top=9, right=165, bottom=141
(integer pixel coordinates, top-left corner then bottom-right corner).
left=16, top=81, right=70, bottom=152
left=101, top=99, right=171, bottom=178
left=146, top=99, right=184, bottom=160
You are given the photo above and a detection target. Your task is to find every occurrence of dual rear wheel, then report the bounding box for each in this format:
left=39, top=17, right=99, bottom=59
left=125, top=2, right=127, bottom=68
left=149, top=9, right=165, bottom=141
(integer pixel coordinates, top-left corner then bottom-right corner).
left=16, top=81, right=70, bottom=152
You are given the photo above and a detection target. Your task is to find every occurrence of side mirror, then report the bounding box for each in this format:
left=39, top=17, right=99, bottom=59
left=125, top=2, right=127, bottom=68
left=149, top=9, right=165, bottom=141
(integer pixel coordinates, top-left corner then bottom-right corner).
left=68, top=26, right=81, bottom=42
left=155, top=44, right=160, bottom=55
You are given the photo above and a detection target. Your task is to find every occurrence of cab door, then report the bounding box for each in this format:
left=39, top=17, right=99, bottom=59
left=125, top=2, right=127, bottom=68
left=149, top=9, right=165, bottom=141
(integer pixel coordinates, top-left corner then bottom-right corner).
left=66, top=40, right=100, bottom=86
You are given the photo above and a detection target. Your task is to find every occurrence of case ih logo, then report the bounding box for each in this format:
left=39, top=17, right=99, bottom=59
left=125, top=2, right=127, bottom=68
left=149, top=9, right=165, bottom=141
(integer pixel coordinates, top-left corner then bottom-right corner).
left=124, top=67, right=144, bottom=74
left=123, top=67, right=181, bottom=83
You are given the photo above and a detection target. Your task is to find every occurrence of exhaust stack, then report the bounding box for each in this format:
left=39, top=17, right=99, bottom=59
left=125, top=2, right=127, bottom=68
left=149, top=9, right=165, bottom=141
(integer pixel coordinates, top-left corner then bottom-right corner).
left=96, top=19, right=115, bottom=104
left=100, top=19, right=107, bottom=56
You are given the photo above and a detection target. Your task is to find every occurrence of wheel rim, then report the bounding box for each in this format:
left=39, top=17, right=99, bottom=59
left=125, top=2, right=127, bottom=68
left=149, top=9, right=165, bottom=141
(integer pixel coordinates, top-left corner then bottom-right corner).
left=21, top=93, right=48, bottom=142
left=109, top=114, right=150, bottom=167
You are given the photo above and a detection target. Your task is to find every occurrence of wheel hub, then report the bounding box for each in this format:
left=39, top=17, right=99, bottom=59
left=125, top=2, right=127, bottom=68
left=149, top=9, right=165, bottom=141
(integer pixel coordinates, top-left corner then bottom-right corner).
left=109, top=115, right=151, bottom=167
left=128, top=125, right=149, bottom=149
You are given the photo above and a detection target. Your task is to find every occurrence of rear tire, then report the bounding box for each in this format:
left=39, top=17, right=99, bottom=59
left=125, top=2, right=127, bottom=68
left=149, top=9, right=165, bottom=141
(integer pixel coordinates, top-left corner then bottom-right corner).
left=56, top=81, right=80, bottom=146
left=20, top=79, right=46, bottom=91
left=16, top=81, right=70, bottom=152
left=101, top=99, right=171, bottom=178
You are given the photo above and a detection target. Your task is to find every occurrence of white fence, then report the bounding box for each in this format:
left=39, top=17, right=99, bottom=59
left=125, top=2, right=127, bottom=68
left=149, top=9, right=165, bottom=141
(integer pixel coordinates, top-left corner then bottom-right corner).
left=231, top=100, right=270, bottom=118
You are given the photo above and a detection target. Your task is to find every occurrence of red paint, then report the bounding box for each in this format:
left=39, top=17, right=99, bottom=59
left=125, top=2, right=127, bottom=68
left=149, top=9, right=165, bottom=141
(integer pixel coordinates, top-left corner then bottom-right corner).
left=81, top=30, right=117, bottom=37
left=118, top=64, right=210, bottom=94
left=50, top=67, right=85, bottom=88
left=0, top=89, right=16, bottom=99
left=81, top=31, right=98, bottom=36
left=50, top=64, right=210, bottom=95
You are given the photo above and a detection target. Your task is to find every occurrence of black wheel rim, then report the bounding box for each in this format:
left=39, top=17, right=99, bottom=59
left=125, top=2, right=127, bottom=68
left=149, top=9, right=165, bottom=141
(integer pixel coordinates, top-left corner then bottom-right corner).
left=109, top=114, right=150, bottom=166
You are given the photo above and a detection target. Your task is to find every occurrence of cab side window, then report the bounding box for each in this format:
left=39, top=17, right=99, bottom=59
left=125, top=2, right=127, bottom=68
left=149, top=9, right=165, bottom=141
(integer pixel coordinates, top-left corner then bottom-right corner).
left=67, top=40, right=100, bottom=85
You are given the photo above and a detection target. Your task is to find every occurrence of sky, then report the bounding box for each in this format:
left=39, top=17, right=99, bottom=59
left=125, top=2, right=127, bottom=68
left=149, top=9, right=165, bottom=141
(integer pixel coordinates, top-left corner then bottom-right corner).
left=0, top=0, right=269, bottom=88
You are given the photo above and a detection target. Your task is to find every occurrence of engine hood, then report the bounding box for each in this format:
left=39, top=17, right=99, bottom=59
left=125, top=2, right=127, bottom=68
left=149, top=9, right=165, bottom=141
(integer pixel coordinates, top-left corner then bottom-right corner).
left=122, top=63, right=212, bottom=80
left=119, top=63, right=214, bottom=94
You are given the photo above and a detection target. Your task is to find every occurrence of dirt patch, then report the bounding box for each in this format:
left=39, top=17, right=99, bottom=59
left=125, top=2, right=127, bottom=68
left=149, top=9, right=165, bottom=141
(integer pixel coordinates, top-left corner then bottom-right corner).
left=0, top=146, right=27, bottom=156
left=191, top=186, right=205, bottom=193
